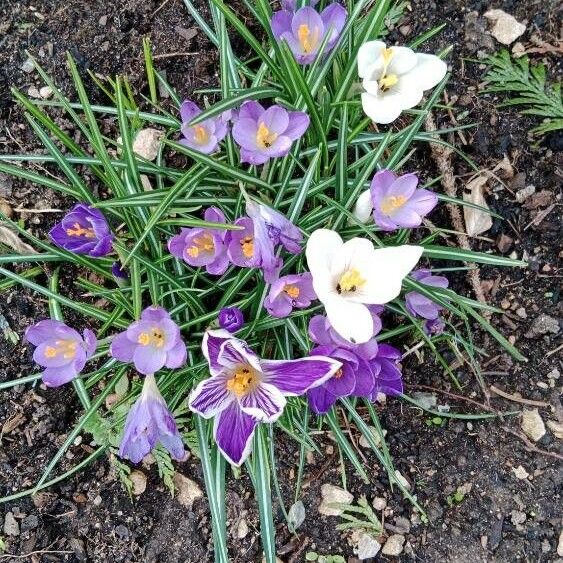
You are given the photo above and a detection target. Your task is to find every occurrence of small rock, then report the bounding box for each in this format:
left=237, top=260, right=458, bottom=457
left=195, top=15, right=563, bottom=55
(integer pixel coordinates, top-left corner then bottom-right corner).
left=399, top=24, right=411, bottom=37
left=130, top=470, right=147, bottom=496
left=372, top=497, right=387, bottom=511
left=21, top=58, right=35, bottom=73
left=394, top=516, right=411, bottom=534
left=27, top=86, right=41, bottom=98
left=525, top=314, right=560, bottom=338
left=394, top=470, right=411, bottom=490
left=93, top=495, right=102, bottom=506
left=358, top=426, right=386, bottom=448
left=39, top=86, right=53, bottom=99
left=0, top=199, right=12, bottom=218
left=70, top=537, right=87, bottom=561
left=484, top=9, right=526, bottom=45
left=510, top=510, right=526, bottom=526
left=21, top=514, right=39, bottom=532
left=547, top=368, right=560, bottom=380
left=318, top=484, right=353, bottom=516
left=515, top=307, right=527, bottom=319
left=173, top=473, right=203, bottom=509
left=99, top=15, right=108, bottom=26
left=515, top=185, right=536, bottom=203
left=355, top=532, right=381, bottom=559
left=133, top=128, right=163, bottom=161
left=496, top=233, right=513, bottom=253
left=512, top=465, right=529, bottom=480
left=557, top=529, right=563, bottom=556
left=115, top=524, right=129, bottom=539
left=382, top=534, right=405, bottom=556
left=236, top=518, right=249, bottom=539
left=3, top=511, right=20, bottom=536
left=175, top=26, right=198, bottom=42
left=411, top=391, right=437, bottom=410
left=521, top=409, right=546, bottom=442
left=288, top=500, right=306, bottom=530
left=547, top=420, right=563, bottom=440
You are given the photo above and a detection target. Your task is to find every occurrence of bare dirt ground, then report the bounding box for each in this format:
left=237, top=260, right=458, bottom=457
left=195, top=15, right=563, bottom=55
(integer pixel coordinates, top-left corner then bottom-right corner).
left=0, top=0, right=561, bottom=561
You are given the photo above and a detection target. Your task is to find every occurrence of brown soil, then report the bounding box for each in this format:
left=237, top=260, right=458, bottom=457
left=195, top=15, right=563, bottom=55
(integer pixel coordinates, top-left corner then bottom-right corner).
left=1, top=0, right=561, bottom=562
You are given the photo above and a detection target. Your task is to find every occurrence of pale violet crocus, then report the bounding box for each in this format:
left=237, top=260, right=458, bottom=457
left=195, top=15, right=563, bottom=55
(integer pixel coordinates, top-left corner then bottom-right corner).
left=179, top=100, right=230, bottom=154
left=232, top=101, right=309, bottom=165
left=188, top=330, right=341, bottom=465
left=306, top=229, right=423, bottom=344
left=119, top=374, right=185, bottom=464
left=271, top=4, right=347, bottom=65
left=264, top=273, right=316, bottom=318
left=405, top=269, right=449, bottom=320
left=354, top=170, right=438, bottom=229
left=358, top=41, right=447, bottom=124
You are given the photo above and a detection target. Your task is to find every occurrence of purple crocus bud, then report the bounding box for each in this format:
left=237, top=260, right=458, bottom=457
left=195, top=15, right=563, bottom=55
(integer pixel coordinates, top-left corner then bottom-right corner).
left=281, top=0, right=319, bottom=11
left=265, top=273, right=316, bottom=318
left=168, top=207, right=230, bottom=275
left=405, top=269, right=449, bottom=320
left=232, top=101, right=310, bottom=165
left=188, top=330, right=340, bottom=465
left=271, top=4, right=347, bottom=65
left=424, top=317, right=445, bottom=336
left=368, top=343, right=403, bottom=398
left=110, top=306, right=187, bottom=376
left=49, top=203, right=114, bottom=257
left=366, top=170, right=438, bottom=231
left=25, top=320, right=96, bottom=387
left=119, top=374, right=185, bottom=464
left=112, top=261, right=128, bottom=280
left=218, top=307, right=244, bottom=333
left=179, top=100, right=230, bottom=154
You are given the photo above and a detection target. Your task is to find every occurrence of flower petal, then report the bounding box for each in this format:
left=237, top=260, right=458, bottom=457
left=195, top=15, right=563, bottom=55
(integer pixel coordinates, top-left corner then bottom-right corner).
left=357, top=40, right=387, bottom=79
left=307, top=385, right=338, bottom=414
left=324, top=297, right=375, bottom=344
left=164, top=339, right=187, bottom=369
left=133, top=345, right=167, bottom=375
left=189, top=375, right=233, bottom=418
left=25, top=320, right=68, bottom=345
left=202, top=329, right=232, bottom=375
left=238, top=100, right=265, bottom=121
left=41, top=364, right=79, bottom=387
left=305, top=229, right=343, bottom=294
left=261, top=355, right=341, bottom=395
left=405, top=53, right=447, bottom=91
left=239, top=382, right=286, bottom=422
left=271, top=9, right=293, bottom=39
left=213, top=401, right=258, bottom=466
left=180, top=100, right=201, bottom=123
left=353, top=189, right=374, bottom=223
left=284, top=111, right=310, bottom=140
left=110, top=331, right=136, bottom=363
left=361, top=92, right=403, bottom=125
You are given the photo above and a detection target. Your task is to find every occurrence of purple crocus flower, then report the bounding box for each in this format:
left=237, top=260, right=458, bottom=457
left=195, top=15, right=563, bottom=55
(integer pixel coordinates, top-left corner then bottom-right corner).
left=368, top=343, right=404, bottom=399
left=226, top=193, right=302, bottom=280
left=364, top=170, right=438, bottom=231
left=110, top=306, right=187, bottom=375
left=119, top=374, right=185, bottom=464
left=188, top=330, right=341, bottom=465
left=232, top=101, right=310, bottom=165
left=424, top=317, right=445, bottom=336
left=179, top=100, right=230, bottom=154
left=218, top=307, right=244, bottom=333
left=264, top=273, right=316, bottom=318
left=25, top=320, right=96, bottom=387
left=405, top=269, right=449, bottom=320
left=271, top=4, right=347, bottom=65
left=49, top=203, right=114, bottom=257
left=168, top=207, right=230, bottom=275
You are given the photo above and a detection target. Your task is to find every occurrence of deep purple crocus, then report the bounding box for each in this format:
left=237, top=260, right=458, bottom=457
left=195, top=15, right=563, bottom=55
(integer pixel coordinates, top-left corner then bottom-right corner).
left=110, top=306, right=187, bottom=376
left=424, top=317, right=445, bottom=336
left=232, top=101, right=309, bottom=165
left=405, top=269, right=449, bottom=320
left=271, top=4, right=347, bottom=65
left=168, top=207, right=230, bottom=275
left=218, top=307, right=244, bottom=333
left=112, top=261, right=128, bottom=281
left=264, top=273, right=316, bottom=318
left=306, top=314, right=402, bottom=413
left=179, top=100, right=230, bottom=154
left=49, top=203, right=114, bottom=257
left=188, top=330, right=340, bottom=465
left=25, top=320, right=96, bottom=387
left=363, top=170, right=438, bottom=231
left=119, top=374, right=185, bottom=464
left=226, top=193, right=302, bottom=280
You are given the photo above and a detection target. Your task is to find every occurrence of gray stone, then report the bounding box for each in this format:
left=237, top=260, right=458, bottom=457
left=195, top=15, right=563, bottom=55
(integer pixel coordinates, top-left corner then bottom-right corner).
left=21, top=514, right=39, bottom=532
left=521, top=409, right=546, bottom=442
left=318, top=484, right=353, bottom=516
left=484, top=9, right=526, bottom=45
left=3, top=512, right=20, bottom=536
left=21, top=58, right=35, bottom=73
left=382, top=534, right=405, bottom=556
left=525, top=314, right=560, bottom=338
left=356, top=533, right=381, bottom=559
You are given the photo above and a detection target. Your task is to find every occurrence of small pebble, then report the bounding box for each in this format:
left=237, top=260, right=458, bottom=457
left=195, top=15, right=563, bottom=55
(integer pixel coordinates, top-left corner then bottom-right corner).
left=318, top=484, right=353, bottom=516
left=3, top=512, right=20, bottom=536
left=373, top=497, right=387, bottom=511
left=21, top=58, right=35, bottom=73
left=382, top=534, right=405, bottom=556
left=39, top=86, right=53, bottom=99
left=521, top=409, right=546, bottom=442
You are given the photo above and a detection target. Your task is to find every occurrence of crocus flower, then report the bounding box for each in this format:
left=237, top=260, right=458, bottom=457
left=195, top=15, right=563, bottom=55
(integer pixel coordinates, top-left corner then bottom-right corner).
left=111, top=261, right=128, bottom=280
left=179, top=100, right=230, bottom=154
left=119, top=374, right=185, bottom=464
left=264, top=272, right=316, bottom=318
left=306, top=229, right=422, bottom=344
left=281, top=0, right=319, bottom=11
left=367, top=343, right=404, bottom=399
left=49, top=203, right=114, bottom=257
left=424, top=317, right=445, bottom=336
left=271, top=4, right=347, bottom=65
left=226, top=191, right=302, bottom=280
left=168, top=207, right=230, bottom=275
left=110, top=306, right=187, bottom=375
left=232, top=101, right=309, bottom=165
left=188, top=330, right=341, bottom=465
left=218, top=307, right=244, bottom=333
left=354, top=170, right=438, bottom=230
left=25, top=320, right=96, bottom=387
left=358, top=41, right=447, bottom=124
left=405, top=269, right=449, bottom=320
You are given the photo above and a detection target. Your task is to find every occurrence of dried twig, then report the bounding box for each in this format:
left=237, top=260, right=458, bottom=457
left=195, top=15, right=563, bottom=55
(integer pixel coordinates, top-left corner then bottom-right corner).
left=489, top=385, right=550, bottom=407
left=502, top=427, right=563, bottom=462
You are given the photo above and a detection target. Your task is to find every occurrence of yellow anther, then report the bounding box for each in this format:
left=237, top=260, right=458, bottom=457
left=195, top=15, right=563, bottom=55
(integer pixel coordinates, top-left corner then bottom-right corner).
left=138, top=333, right=150, bottom=346
left=334, top=368, right=344, bottom=379
left=241, top=236, right=254, bottom=258
left=378, top=47, right=398, bottom=92
left=45, top=346, right=58, bottom=358
left=256, top=122, right=278, bottom=149
left=381, top=47, right=394, bottom=64
left=137, top=328, right=165, bottom=348
left=226, top=366, right=257, bottom=397
left=186, top=233, right=215, bottom=259
left=193, top=125, right=209, bottom=145
left=284, top=285, right=300, bottom=300
left=45, top=340, right=77, bottom=360
left=297, top=23, right=320, bottom=54
left=337, top=268, right=366, bottom=294
left=380, top=195, right=408, bottom=215
left=66, top=222, right=95, bottom=238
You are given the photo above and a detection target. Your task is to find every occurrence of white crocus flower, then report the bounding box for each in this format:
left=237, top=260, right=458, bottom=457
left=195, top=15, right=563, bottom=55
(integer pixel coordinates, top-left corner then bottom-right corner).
left=358, top=41, right=447, bottom=124
left=306, top=229, right=423, bottom=344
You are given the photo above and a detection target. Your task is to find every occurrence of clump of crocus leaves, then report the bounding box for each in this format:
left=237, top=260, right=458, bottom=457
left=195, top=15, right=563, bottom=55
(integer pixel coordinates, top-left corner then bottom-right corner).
left=0, top=1, right=526, bottom=561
